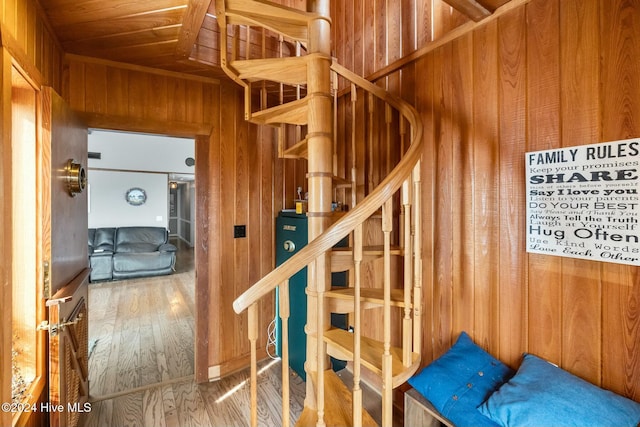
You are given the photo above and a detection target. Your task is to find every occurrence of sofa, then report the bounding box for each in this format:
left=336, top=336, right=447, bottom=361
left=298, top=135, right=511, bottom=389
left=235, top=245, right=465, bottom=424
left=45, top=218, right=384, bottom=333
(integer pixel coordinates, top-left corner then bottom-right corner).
left=88, top=226, right=177, bottom=282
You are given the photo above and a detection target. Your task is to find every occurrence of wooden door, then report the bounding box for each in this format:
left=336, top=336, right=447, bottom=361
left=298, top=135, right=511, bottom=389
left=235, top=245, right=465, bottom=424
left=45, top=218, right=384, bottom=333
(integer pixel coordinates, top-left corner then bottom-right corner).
left=41, top=87, right=90, bottom=427
left=45, top=272, right=90, bottom=427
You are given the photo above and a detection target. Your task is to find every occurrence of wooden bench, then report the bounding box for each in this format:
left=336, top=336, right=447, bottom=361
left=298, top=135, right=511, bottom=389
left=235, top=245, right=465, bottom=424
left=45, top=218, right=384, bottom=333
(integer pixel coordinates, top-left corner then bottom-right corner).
left=404, top=388, right=454, bottom=427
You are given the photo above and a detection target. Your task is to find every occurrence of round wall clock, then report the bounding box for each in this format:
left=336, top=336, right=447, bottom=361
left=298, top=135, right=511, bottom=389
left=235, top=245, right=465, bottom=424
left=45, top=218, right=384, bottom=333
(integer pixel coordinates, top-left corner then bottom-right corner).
left=125, top=187, right=147, bottom=206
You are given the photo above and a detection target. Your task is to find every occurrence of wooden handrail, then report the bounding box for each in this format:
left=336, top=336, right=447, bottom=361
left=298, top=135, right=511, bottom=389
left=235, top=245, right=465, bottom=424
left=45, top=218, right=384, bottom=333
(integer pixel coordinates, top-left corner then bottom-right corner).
left=232, top=60, right=423, bottom=314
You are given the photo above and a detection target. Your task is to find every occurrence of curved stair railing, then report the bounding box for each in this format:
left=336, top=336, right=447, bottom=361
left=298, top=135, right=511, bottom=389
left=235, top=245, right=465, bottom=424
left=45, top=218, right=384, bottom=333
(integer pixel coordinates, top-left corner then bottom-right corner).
left=217, top=1, right=423, bottom=426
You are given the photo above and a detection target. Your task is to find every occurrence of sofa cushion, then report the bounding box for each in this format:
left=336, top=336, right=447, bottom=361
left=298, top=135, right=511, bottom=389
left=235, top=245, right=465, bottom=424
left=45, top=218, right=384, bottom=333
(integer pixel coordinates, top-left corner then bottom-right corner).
left=115, top=226, right=167, bottom=248
left=88, top=228, right=96, bottom=250
left=478, top=353, right=640, bottom=427
left=94, top=227, right=116, bottom=246
left=159, top=243, right=178, bottom=252
left=90, top=255, right=113, bottom=281
left=116, top=242, right=160, bottom=253
left=92, top=244, right=114, bottom=255
left=113, top=252, right=175, bottom=272
left=408, top=331, right=514, bottom=427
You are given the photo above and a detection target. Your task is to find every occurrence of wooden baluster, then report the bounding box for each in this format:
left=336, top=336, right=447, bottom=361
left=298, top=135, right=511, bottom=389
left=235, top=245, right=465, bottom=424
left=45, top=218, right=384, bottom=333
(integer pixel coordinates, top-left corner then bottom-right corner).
left=381, top=199, right=393, bottom=427
left=385, top=103, right=392, bottom=175
left=316, top=260, right=326, bottom=427
left=245, top=26, right=252, bottom=117
left=231, top=25, right=238, bottom=62
left=367, top=92, right=374, bottom=193
left=279, top=281, right=291, bottom=427
left=278, top=35, right=284, bottom=108
left=399, top=117, right=407, bottom=248
left=278, top=125, right=286, bottom=158
left=332, top=68, right=338, bottom=177
left=261, top=26, right=266, bottom=111
left=351, top=84, right=358, bottom=210
left=402, top=176, right=413, bottom=366
left=248, top=303, right=259, bottom=427
left=352, top=224, right=363, bottom=427
left=232, top=25, right=251, bottom=117
left=412, top=162, right=422, bottom=355
left=296, top=40, right=303, bottom=157
left=400, top=109, right=407, bottom=155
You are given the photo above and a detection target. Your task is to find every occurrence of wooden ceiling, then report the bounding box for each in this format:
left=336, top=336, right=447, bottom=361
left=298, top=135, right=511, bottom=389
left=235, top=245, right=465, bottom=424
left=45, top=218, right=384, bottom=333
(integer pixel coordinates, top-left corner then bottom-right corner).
left=39, top=0, right=512, bottom=80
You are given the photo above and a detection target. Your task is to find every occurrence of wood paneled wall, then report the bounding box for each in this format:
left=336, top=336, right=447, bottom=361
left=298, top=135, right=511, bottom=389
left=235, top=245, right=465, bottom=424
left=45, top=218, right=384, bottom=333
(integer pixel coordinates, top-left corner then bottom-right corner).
left=60, top=37, right=311, bottom=385
left=197, top=84, right=275, bottom=380
left=332, top=0, right=640, bottom=401
left=63, top=55, right=218, bottom=137
left=1, top=3, right=63, bottom=426
left=1, top=0, right=63, bottom=90
left=63, top=54, right=305, bottom=382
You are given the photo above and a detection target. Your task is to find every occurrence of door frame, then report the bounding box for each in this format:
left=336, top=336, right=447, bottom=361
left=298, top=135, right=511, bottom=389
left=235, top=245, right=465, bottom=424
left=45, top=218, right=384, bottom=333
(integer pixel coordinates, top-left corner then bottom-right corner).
left=0, top=45, right=48, bottom=427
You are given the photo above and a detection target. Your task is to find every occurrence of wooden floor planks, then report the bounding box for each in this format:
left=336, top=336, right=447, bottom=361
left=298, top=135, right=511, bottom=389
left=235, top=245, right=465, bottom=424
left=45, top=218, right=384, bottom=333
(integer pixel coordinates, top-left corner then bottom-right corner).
left=83, top=244, right=309, bottom=427
left=82, top=243, right=388, bottom=426
left=87, top=270, right=196, bottom=398
left=83, top=360, right=307, bottom=427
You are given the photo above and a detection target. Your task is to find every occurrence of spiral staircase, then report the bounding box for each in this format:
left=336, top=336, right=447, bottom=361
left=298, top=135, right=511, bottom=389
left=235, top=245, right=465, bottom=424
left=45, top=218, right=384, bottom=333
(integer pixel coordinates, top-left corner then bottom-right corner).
left=217, top=1, right=424, bottom=425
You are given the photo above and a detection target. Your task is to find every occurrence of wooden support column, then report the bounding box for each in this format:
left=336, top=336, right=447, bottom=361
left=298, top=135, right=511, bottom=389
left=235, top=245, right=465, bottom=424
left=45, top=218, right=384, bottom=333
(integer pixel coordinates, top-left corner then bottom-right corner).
left=304, top=0, right=333, bottom=413
left=279, top=281, right=291, bottom=427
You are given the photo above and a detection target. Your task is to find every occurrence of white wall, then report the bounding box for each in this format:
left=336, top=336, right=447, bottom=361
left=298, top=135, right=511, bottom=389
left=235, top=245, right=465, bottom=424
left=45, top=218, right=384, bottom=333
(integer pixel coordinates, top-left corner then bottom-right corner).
left=88, top=130, right=195, bottom=173
left=87, top=130, right=195, bottom=230
left=88, top=170, right=169, bottom=229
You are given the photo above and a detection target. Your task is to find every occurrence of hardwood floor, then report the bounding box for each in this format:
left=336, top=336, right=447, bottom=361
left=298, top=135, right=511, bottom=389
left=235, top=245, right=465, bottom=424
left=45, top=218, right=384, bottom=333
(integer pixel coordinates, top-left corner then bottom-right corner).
left=83, top=359, right=307, bottom=427
left=83, top=242, right=307, bottom=426
left=87, top=270, right=195, bottom=398
left=82, top=242, right=389, bottom=426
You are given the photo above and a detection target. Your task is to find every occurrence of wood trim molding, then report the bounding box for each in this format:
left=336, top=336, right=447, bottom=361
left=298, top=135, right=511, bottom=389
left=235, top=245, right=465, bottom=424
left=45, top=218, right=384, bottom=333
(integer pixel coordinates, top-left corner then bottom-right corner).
left=0, top=25, right=44, bottom=87
left=64, top=53, right=221, bottom=85
left=208, top=349, right=269, bottom=381
left=77, top=112, right=213, bottom=137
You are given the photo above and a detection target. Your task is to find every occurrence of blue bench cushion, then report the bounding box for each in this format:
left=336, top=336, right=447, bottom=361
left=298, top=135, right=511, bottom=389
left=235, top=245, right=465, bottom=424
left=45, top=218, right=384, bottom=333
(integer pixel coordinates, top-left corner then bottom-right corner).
left=408, top=332, right=514, bottom=427
left=479, top=353, right=640, bottom=427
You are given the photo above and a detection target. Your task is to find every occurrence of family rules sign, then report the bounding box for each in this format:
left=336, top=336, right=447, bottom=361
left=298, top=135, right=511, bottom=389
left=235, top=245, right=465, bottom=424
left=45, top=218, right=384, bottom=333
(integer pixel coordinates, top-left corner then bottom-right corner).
left=526, top=138, right=639, bottom=266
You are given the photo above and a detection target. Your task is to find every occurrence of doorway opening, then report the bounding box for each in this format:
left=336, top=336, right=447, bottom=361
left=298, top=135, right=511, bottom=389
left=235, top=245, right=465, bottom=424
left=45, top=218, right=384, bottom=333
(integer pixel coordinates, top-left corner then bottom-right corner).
left=85, top=130, right=196, bottom=400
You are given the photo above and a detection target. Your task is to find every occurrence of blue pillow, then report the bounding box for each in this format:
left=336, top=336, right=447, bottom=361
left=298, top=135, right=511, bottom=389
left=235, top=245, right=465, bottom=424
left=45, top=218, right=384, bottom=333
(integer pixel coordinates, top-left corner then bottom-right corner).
left=478, top=353, right=640, bottom=427
left=408, top=331, right=514, bottom=427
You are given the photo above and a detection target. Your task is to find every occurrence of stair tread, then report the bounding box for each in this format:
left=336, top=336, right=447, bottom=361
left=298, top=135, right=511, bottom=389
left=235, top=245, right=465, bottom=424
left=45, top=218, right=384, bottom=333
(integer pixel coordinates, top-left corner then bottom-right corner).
left=330, top=245, right=403, bottom=272
left=323, top=328, right=420, bottom=389
left=224, top=0, right=319, bottom=41
left=325, top=287, right=409, bottom=308
left=231, top=55, right=310, bottom=85
left=250, top=97, right=308, bottom=126
left=295, top=370, right=378, bottom=427
left=332, top=245, right=403, bottom=256
left=332, top=175, right=351, bottom=189
left=282, top=136, right=308, bottom=159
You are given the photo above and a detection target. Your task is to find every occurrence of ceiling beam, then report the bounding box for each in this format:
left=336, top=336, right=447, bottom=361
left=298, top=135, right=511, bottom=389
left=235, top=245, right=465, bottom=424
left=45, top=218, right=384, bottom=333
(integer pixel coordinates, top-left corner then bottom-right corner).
left=442, top=0, right=492, bottom=22
left=175, top=0, right=211, bottom=58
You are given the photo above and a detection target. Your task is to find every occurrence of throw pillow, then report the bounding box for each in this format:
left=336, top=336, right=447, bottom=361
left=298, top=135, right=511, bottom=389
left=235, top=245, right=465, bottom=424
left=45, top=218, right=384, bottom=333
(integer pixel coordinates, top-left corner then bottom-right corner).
left=408, top=331, right=514, bottom=427
left=478, top=353, right=640, bottom=427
